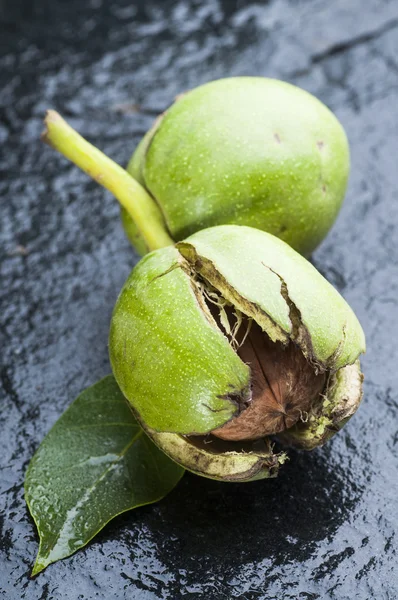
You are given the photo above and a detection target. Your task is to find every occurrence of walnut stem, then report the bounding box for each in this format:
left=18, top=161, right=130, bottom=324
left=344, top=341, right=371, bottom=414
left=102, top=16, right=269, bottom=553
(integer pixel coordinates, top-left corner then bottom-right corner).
left=42, top=110, right=173, bottom=253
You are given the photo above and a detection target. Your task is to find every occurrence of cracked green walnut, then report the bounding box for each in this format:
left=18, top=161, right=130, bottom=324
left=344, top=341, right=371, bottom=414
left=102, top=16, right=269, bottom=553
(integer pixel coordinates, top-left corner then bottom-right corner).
left=124, top=77, right=350, bottom=256
left=109, top=225, right=365, bottom=482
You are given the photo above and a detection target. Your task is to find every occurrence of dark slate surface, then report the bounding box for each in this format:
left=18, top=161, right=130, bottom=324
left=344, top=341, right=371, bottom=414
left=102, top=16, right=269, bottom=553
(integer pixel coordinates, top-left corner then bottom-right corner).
left=1, top=0, right=398, bottom=598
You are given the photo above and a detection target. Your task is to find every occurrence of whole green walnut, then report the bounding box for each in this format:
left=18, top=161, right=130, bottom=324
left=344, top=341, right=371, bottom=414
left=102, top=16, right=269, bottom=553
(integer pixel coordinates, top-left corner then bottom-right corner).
left=109, top=225, right=365, bottom=482
left=123, top=77, right=350, bottom=256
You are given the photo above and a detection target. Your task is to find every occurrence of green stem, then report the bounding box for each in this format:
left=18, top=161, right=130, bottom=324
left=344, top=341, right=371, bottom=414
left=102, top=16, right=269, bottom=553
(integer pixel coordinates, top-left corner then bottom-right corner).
left=42, top=110, right=173, bottom=252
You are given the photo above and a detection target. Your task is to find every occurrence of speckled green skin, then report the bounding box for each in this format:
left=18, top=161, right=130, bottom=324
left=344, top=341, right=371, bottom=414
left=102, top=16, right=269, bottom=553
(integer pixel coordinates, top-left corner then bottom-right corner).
left=124, top=77, right=350, bottom=256
left=109, top=245, right=249, bottom=435
left=109, top=225, right=365, bottom=482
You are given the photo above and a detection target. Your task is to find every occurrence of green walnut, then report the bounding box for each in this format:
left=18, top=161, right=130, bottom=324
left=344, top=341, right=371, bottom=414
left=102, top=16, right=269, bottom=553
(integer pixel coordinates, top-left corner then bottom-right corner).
left=123, top=77, right=350, bottom=256
left=42, top=77, right=350, bottom=258
left=109, top=225, right=365, bottom=482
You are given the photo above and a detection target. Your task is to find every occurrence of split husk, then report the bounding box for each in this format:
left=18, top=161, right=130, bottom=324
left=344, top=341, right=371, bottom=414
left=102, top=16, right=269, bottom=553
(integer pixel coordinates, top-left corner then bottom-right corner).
left=110, top=225, right=365, bottom=482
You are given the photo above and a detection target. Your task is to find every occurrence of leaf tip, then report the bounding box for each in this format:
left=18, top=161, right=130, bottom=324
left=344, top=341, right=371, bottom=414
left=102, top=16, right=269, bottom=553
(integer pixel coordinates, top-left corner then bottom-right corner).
left=31, top=558, right=46, bottom=577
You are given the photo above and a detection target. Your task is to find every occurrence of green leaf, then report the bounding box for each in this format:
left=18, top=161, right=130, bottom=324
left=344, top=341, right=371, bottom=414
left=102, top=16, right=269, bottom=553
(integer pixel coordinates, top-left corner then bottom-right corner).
left=25, top=376, right=184, bottom=575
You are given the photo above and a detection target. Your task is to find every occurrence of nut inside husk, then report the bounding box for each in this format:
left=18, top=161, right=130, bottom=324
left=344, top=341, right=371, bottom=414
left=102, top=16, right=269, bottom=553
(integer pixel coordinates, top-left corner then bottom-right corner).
left=194, top=280, right=327, bottom=441
left=217, top=330, right=326, bottom=439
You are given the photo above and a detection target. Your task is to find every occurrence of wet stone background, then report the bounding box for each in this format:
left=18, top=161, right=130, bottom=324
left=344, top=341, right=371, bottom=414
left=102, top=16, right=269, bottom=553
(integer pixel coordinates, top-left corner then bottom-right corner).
left=1, top=0, right=398, bottom=598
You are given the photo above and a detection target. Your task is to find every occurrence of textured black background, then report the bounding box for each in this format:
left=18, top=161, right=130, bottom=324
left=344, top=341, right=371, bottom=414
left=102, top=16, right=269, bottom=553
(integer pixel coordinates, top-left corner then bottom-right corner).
left=1, top=1, right=398, bottom=598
